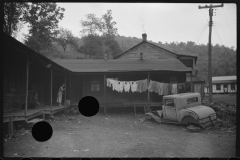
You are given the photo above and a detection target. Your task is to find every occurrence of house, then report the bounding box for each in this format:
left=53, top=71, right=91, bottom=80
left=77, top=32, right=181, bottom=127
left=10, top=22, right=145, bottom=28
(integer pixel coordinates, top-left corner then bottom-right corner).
left=204, top=76, right=237, bottom=94
left=3, top=32, right=199, bottom=136
left=114, top=33, right=204, bottom=97
left=3, top=32, right=74, bottom=122
left=114, top=33, right=198, bottom=82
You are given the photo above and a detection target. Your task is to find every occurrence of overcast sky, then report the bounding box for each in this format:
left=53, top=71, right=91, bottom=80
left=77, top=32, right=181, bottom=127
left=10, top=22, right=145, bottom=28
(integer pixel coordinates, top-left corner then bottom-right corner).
left=19, top=3, right=236, bottom=49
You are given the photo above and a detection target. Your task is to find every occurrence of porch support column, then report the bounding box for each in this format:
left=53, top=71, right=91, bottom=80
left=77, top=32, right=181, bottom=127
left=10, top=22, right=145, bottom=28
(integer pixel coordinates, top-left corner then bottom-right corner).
left=25, top=57, right=29, bottom=117
left=65, top=74, right=66, bottom=106
left=104, top=73, right=106, bottom=115
left=146, top=72, right=150, bottom=112
left=50, top=67, right=53, bottom=111
left=191, top=72, right=193, bottom=92
left=147, top=72, right=150, bottom=102
left=70, top=74, right=71, bottom=103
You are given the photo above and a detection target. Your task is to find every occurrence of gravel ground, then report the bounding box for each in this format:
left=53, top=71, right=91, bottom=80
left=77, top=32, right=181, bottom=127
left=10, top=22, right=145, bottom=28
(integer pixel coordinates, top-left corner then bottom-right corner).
left=4, top=112, right=236, bottom=158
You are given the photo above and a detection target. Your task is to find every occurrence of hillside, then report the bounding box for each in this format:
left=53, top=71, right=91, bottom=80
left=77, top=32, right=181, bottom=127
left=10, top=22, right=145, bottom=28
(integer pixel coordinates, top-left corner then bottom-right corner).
left=38, top=35, right=236, bottom=83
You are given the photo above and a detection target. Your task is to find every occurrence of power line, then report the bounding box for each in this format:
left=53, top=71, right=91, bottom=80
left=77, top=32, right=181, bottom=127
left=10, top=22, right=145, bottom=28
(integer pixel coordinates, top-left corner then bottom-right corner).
left=176, top=22, right=208, bottom=40
left=192, top=22, right=208, bottom=44
left=213, top=25, right=224, bottom=45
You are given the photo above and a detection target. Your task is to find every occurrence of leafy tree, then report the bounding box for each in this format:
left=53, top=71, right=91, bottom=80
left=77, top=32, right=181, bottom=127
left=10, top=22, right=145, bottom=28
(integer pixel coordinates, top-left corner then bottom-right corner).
left=3, top=2, right=28, bottom=35
left=78, top=35, right=105, bottom=58
left=56, top=27, right=75, bottom=52
left=79, top=10, right=121, bottom=58
left=23, top=3, right=65, bottom=52
left=102, top=10, right=118, bottom=37
left=80, top=13, right=102, bottom=36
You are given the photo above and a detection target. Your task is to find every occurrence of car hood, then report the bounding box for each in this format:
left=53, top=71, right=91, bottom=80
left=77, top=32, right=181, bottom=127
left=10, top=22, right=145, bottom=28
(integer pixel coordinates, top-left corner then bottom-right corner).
left=185, top=105, right=216, bottom=119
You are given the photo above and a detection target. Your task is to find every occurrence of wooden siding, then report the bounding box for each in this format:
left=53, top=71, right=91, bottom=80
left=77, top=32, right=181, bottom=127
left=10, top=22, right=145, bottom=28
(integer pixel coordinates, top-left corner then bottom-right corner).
left=118, top=42, right=177, bottom=59
left=78, top=72, right=186, bottom=106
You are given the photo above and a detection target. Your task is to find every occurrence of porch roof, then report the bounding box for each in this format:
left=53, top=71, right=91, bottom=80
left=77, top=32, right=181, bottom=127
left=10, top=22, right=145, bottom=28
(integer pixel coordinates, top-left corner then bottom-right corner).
left=53, top=58, right=192, bottom=73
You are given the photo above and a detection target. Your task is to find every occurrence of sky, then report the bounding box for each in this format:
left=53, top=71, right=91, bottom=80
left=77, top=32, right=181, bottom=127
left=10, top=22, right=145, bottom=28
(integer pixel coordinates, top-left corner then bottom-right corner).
left=18, top=3, right=237, bottom=49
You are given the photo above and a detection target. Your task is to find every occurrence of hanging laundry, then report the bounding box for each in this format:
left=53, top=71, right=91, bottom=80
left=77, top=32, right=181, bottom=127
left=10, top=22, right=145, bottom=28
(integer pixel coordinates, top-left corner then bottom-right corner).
left=163, top=83, right=169, bottom=95
left=118, top=81, right=124, bottom=92
left=123, top=81, right=131, bottom=92
left=137, top=79, right=148, bottom=93
left=172, top=83, right=178, bottom=94
left=106, top=78, right=112, bottom=87
left=168, top=83, right=172, bottom=95
left=157, top=82, right=164, bottom=95
left=148, top=80, right=154, bottom=92
left=111, top=80, right=119, bottom=91
left=130, top=81, right=138, bottom=92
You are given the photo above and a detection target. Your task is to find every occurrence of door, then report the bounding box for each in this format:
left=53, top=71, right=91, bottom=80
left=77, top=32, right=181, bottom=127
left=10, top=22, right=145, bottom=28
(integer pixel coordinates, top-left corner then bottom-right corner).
left=163, top=99, right=177, bottom=121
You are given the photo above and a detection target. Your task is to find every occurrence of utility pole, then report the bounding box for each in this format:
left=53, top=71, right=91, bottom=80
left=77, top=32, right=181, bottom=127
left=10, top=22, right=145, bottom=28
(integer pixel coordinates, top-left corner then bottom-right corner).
left=198, top=3, right=223, bottom=104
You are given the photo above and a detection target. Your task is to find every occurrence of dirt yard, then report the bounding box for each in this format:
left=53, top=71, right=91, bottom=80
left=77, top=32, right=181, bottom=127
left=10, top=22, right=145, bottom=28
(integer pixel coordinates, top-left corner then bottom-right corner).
left=4, top=109, right=236, bottom=158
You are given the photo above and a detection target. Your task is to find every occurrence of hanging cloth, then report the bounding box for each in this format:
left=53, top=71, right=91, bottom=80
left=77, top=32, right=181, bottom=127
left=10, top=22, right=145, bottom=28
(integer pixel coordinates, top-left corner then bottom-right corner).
left=137, top=79, right=148, bottom=93
left=118, top=81, right=124, bottom=92
left=148, top=80, right=154, bottom=92
left=124, top=81, right=131, bottom=92
left=172, top=83, right=178, bottom=94
left=130, top=81, right=138, bottom=92
left=106, top=78, right=112, bottom=87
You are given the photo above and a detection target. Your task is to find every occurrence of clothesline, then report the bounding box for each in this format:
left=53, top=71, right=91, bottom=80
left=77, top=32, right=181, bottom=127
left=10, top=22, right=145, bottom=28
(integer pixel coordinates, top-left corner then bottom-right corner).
left=106, top=78, right=192, bottom=95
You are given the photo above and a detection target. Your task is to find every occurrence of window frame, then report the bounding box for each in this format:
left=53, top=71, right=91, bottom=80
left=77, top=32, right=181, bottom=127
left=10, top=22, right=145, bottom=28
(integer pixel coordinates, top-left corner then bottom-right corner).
left=187, top=97, right=198, bottom=104
left=216, top=84, right=221, bottom=90
left=91, top=80, right=100, bottom=91
left=164, top=99, right=175, bottom=108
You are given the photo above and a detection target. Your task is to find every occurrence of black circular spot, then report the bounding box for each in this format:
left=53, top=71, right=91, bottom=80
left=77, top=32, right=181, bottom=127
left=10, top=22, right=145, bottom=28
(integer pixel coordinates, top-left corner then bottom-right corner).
left=21, top=158, right=32, bottom=160
left=78, top=96, right=99, bottom=117
left=51, top=158, right=62, bottom=160
left=31, top=121, right=53, bottom=142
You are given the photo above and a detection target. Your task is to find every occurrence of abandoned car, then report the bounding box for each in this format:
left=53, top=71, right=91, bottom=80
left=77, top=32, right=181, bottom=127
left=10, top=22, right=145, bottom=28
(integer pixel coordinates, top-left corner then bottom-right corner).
left=156, top=92, right=221, bottom=129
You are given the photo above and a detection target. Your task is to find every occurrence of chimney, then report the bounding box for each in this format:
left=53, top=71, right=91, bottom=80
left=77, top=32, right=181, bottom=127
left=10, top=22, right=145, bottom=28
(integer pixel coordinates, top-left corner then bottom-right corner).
left=104, top=53, right=108, bottom=60
left=140, top=53, right=143, bottom=60
left=142, top=33, right=147, bottom=42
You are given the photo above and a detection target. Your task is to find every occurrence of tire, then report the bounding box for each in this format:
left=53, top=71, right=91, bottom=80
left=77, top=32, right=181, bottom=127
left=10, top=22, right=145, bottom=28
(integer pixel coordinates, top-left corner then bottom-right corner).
left=181, top=116, right=198, bottom=126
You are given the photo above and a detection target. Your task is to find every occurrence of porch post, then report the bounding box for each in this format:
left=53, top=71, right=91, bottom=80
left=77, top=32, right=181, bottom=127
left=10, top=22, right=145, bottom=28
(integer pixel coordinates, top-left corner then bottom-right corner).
left=50, top=67, right=53, bottom=111
left=70, top=74, right=71, bottom=103
left=147, top=72, right=150, bottom=102
left=104, top=73, right=106, bottom=115
left=25, top=57, right=29, bottom=117
left=191, top=72, right=193, bottom=92
left=65, top=74, right=66, bottom=106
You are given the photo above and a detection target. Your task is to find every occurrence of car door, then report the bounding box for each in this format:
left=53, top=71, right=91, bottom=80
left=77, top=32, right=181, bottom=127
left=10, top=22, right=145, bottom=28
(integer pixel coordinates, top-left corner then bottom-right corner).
left=164, top=99, right=177, bottom=121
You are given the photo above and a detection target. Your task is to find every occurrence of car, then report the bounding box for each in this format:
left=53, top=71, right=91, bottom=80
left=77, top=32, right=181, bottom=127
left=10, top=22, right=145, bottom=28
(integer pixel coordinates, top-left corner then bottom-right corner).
left=158, top=92, right=221, bottom=129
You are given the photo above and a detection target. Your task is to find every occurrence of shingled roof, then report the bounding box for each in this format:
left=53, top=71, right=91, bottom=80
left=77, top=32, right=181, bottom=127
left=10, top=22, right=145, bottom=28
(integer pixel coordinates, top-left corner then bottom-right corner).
left=53, top=58, right=192, bottom=73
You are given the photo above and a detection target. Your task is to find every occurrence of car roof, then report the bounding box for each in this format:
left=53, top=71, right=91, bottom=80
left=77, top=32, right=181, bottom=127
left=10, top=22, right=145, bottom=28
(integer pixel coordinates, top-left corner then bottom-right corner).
left=163, top=92, right=200, bottom=99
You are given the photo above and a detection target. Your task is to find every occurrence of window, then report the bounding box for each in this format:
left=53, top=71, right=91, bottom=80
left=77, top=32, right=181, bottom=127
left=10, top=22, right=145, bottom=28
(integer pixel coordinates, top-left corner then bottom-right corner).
left=91, top=81, right=100, bottom=91
left=216, top=84, right=221, bottom=90
left=187, top=97, right=198, bottom=104
left=231, top=84, right=235, bottom=90
left=164, top=99, right=175, bottom=107
left=224, top=84, right=227, bottom=88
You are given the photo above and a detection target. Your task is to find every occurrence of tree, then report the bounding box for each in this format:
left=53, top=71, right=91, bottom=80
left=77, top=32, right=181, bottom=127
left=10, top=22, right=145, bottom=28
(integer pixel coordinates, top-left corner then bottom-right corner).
left=56, top=27, right=74, bottom=52
left=80, top=13, right=102, bottom=36
left=102, top=10, right=118, bottom=37
left=23, top=3, right=65, bottom=52
left=78, top=35, right=105, bottom=58
left=3, top=2, right=28, bottom=36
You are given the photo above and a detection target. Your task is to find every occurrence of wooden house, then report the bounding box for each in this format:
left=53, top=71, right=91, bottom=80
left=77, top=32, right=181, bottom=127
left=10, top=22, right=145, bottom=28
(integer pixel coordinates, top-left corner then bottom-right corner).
left=204, top=76, right=237, bottom=94
left=3, top=32, right=73, bottom=125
